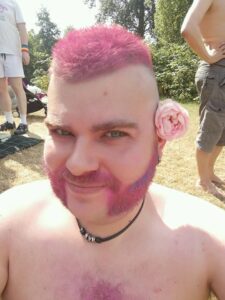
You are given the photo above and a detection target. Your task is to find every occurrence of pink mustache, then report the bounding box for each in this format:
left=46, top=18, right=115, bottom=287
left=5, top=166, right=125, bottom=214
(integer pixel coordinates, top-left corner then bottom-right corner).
left=62, top=169, right=119, bottom=191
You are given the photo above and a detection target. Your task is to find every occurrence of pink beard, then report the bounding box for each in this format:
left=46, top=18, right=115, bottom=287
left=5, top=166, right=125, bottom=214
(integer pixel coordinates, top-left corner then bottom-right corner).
left=44, top=149, right=158, bottom=216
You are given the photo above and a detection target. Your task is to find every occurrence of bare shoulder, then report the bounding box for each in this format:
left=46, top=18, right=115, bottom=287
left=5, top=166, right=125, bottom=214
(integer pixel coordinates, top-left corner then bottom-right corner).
left=0, top=181, right=62, bottom=296
left=0, top=180, right=57, bottom=223
left=0, top=179, right=70, bottom=237
left=150, top=184, right=225, bottom=296
left=150, top=183, right=225, bottom=237
left=0, top=179, right=53, bottom=203
left=0, top=179, right=57, bottom=251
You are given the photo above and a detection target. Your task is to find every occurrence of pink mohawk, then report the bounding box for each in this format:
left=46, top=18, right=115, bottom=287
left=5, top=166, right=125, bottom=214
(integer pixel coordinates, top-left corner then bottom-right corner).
left=51, top=25, right=152, bottom=82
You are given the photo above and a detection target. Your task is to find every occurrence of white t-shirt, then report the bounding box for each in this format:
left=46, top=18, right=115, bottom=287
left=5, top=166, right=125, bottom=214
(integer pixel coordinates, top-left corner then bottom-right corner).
left=0, top=0, right=25, bottom=55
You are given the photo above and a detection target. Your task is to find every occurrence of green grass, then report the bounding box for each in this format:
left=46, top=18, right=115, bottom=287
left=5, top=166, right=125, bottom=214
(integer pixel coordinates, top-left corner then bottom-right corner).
left=155, top=102, right=225, bottom=210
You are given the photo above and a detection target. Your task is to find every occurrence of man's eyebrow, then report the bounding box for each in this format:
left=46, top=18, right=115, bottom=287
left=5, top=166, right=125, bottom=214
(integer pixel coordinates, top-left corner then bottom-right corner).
left=44, top=120, right=71, bottom=131
left=91, top=120, right=139, bottom=132
left=45, top=120, right=57, bottom=128
left=44, top=119, right=139, bottom=132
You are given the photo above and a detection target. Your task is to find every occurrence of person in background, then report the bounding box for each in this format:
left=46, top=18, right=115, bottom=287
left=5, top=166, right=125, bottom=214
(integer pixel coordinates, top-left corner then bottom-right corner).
left=0, top=0, right=30, bottom=135
left=181, top=0, right=225, bottom=197
left=0, top=25, right=224, bottom=299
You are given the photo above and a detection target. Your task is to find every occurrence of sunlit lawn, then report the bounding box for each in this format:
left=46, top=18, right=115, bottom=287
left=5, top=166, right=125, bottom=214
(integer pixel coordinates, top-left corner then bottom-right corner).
left=155, top=102, right=225, bottom=210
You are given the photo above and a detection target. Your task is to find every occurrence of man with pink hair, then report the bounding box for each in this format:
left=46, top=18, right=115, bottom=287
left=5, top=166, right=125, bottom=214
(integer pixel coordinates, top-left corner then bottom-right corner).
left=0, top=25, right=224, bottom=299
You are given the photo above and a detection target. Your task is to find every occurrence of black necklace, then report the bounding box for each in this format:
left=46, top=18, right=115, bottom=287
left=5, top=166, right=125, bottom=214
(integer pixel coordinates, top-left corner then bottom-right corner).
left=76, top=198, right=145, bottom=244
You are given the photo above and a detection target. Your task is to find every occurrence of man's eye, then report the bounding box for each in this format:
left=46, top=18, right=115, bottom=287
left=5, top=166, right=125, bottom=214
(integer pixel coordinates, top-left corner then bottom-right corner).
left=52, top=129, right=72, bottom=136
left=104, top=130, right=127, bottom=138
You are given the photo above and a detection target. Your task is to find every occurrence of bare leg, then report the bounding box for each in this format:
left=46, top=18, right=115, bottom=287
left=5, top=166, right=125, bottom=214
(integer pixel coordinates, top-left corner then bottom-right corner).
left=8, top=77, right=28, bottom=134
left=196, top=147, right=224, bottom=196
left=0, top=77, right=12, bottom=112
left=0, top=77, right=15, bottom=132
left=8, top=77, right=27, bottom=117
left=208, top=146, right=224, bottom=184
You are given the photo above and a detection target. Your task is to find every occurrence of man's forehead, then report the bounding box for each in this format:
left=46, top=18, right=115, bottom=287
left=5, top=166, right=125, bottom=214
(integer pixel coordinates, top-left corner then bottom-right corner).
left=49, top=64, right=156, bottom=92
left=47, top=64, right=158, bottom=124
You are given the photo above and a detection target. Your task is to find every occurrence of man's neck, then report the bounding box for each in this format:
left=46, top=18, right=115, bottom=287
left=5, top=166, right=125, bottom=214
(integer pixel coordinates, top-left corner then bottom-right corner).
left=76, top=198, right=146, bottom=242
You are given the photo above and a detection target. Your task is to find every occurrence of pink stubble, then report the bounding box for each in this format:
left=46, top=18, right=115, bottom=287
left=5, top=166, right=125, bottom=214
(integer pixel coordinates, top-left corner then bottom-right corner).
left=44, top=148, right=158, bottom=216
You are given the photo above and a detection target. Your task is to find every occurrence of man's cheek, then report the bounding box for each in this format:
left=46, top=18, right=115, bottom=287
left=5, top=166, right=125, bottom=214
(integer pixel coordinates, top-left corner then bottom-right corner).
left=43, top=162, right=67, bottom=205
left=43, top=139, right=66, bottom=170
left=43, top=144, right=55, bottom=170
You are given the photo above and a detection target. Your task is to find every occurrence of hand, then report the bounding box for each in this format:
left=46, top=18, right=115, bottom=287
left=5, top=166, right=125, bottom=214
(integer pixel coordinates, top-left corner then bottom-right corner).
left=206, top=43, right=225, bottom=64
left=22, top=51, right=30, bottom=65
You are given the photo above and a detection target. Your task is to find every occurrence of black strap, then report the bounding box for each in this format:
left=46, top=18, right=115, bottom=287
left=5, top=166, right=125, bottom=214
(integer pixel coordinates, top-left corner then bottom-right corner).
left=76, top=198, right=145, bottom=244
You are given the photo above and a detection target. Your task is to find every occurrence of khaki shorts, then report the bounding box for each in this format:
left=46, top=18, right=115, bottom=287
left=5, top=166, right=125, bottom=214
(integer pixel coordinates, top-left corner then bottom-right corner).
left=195, top=60, right=225, bottom=152
left=0, top=53, right=24, bottom=78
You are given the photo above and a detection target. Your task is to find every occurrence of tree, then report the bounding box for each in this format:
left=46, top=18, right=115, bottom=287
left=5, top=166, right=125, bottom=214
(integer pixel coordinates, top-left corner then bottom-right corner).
left=24, top=29, right=40, bottom=81
left=84, top=0, right=156, bottom=38
left=152, top=0, right=199, bottom=102
left=24, top=29, right=51, bottom=90
left=151, top=43, right=199, bottom=102
left=23, top=7, right=61, bottom=89
left=154, top=0, right=192, bottom=44
left=36, top=7, right=61, bottom=55
left=63, top=25, right=75, bottom=37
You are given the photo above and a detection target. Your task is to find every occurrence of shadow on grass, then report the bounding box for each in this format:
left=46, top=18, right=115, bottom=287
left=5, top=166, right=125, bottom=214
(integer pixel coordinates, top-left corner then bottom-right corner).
left=212, top=182, right=225, bottom=203
left=214, top=193, right=225, bottom=202
left=0, top=142, right=46, bottom=193
left=28, top=114, right=46, bottom=122
left=0, top=112, right=47, bottom=194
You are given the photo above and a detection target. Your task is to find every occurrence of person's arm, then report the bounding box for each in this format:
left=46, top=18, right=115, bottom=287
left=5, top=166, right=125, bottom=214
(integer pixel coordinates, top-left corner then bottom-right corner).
left=181, top=0, right=225, bottom=64
left=17, top=23, right=30, bottom=65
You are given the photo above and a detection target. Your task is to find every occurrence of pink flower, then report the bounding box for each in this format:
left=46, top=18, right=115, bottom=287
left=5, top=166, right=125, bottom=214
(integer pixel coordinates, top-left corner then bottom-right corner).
left=155, top=99, right=189, bottom=141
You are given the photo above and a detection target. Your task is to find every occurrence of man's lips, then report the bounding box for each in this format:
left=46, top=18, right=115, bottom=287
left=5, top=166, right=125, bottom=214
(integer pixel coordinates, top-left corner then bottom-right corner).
left=68, top=181, right=105, bottom=188
left=64, top=179, right=106, bottom=194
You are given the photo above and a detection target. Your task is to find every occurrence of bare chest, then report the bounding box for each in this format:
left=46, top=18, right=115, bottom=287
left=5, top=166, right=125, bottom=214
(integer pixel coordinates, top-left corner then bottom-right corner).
left=4, top=236, right=208, bottom=300
left=200, top=1, right=225, bottom=42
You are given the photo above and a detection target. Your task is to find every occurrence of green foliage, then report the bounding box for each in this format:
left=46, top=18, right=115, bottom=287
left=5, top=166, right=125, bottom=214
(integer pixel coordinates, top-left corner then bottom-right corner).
left=154, top=0, right=192, bottom=44
left=24, top=2, right=200, bottom=103
left=23, top=30, right=39, bottom=81
left=36, top=7, right=61, bottom=55
left=84, top=1, right=200, bottom=102
left=24, top=7, right=60, bottom=85
left=151, top=43, right=199, bottom=102
left=63, top=25, right=75, bottom=37
left=31, top=74, right=49, bottom=92
left=84, top=0, right=156, bottom=38
left=24, top=30, right=51, bottom=83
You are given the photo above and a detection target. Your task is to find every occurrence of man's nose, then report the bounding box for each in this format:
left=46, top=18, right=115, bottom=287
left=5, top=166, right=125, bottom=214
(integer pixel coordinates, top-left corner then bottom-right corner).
left=65, top=139, right=99, bottom=176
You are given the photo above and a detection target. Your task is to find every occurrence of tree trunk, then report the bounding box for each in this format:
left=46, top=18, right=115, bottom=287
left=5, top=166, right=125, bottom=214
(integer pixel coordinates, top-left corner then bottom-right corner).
left=137, top=0, right=145, bottom=37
